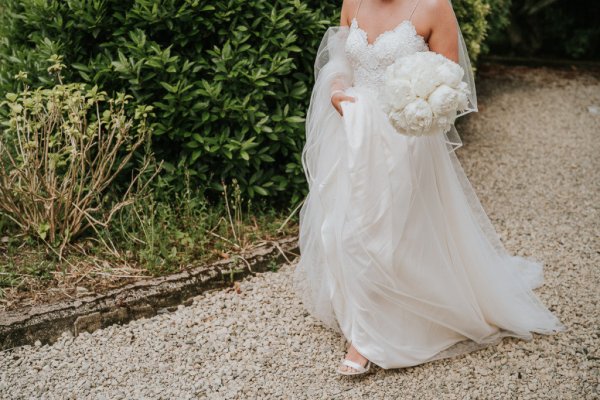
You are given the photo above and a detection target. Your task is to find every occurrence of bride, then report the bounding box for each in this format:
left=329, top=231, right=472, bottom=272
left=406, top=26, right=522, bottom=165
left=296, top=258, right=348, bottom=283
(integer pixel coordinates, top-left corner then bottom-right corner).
left=293, top=0, right=565, bottom=375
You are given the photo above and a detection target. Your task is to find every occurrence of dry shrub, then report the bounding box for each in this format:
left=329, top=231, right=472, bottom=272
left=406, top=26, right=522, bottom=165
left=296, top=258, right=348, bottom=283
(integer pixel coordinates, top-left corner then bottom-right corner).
left=0, top=58, right=156, bottom=258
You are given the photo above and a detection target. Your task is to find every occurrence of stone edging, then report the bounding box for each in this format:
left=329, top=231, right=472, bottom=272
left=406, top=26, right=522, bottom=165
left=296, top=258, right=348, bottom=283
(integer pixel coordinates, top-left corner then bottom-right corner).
left=0, top=237, right=299, bottom=351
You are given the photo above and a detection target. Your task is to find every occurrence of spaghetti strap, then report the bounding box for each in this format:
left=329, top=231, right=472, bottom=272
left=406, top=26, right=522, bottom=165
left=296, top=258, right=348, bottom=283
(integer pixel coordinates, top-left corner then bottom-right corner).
left=353, top=0, right=364, bottom=20
left=408, top=0, right=421, bottom=20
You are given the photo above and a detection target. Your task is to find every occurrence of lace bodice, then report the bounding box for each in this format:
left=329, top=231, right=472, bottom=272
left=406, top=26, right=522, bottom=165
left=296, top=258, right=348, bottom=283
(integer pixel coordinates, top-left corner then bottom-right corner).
left=345, top=18, right=429, bottom=94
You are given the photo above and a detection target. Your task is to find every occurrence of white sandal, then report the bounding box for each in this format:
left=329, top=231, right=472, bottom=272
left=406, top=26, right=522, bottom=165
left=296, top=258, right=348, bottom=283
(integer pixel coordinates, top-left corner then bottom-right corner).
left=337, top=357, right=372, bottom=376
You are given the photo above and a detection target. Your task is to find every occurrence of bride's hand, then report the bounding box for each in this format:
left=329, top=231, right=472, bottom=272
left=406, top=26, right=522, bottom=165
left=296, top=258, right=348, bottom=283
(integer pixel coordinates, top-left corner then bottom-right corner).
left=331, top=92, right=356, bottom=116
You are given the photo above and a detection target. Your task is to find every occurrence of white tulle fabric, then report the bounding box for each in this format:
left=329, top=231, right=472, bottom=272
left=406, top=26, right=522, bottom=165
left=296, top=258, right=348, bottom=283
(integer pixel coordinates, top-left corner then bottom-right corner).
left=293, top=15, right=565, bottom=369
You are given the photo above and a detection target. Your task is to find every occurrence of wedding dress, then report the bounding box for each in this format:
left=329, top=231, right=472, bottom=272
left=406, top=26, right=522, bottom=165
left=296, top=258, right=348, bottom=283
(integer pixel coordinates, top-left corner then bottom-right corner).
left=293, top=0, right=564, bottom=369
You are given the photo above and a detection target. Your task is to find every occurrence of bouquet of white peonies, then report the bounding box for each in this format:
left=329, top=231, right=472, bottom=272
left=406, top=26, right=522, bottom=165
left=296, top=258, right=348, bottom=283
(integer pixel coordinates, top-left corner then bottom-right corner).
left=381, top=51, right=471, bottom=136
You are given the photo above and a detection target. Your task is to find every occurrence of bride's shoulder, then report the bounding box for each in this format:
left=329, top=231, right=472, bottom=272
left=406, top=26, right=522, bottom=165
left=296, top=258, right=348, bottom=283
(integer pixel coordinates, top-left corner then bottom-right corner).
left=413, top=0, right=456, bottom=33
left=341, top=0, right=361, bottom=8
left=416, top=0, right=453, bottom=11
left=417, top=0, right=455, bottom=17
left=340, top=0, right=360, bottom=26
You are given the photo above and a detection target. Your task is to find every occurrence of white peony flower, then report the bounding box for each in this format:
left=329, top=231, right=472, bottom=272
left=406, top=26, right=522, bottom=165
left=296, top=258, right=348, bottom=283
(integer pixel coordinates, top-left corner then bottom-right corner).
left=382, top=51, right=471, bottom=136
left=388, top=110, right=408, bottom=132
left=435, top=111, right=456, bottom=132
left=456, top=81, right=470, bottom=110
left=436, top=61, right=464, bottom=87
left=388, top=78, right=416, bottom=110
left=402, top=99, right=433, bottom=134
left=428, top=84, right=459, bottom=115
left=411, top=66, right=442, bottom=98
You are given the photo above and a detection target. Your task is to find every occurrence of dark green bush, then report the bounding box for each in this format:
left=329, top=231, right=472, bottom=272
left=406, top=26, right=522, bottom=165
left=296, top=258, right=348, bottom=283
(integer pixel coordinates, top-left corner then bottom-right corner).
left=0, top=0, right=495, bottom=206
left=479, top=0, right=512, bottom=54
left=487, top=0, right=600, bottom=59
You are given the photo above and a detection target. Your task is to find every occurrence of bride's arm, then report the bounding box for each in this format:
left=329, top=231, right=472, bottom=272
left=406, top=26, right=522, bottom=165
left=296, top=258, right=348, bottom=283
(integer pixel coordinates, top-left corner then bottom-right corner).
left=423, top=0, right=459, bottom=63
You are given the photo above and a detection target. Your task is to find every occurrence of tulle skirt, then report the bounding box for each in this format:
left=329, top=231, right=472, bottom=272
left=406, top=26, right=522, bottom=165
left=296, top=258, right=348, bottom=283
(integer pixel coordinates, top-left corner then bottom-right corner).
left=293, top=86, right=564, bottom=369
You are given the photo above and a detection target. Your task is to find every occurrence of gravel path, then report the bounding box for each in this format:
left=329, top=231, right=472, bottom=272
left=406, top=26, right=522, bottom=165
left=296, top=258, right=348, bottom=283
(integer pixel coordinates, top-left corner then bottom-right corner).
left=1, top=66, right=599, bottom=399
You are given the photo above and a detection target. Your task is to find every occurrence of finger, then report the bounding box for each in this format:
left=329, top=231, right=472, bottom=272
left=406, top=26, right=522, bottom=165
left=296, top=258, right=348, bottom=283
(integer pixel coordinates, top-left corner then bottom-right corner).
left=332, top=101, right=343, bottom=116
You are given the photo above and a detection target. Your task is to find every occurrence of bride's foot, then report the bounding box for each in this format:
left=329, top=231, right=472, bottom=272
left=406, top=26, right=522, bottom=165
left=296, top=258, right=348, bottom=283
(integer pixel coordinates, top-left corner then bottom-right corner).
left=338, top=343, right=370, bottom=374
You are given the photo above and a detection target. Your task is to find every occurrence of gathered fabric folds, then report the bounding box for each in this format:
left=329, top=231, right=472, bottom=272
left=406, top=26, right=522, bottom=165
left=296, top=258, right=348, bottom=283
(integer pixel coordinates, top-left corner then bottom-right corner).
left=293, top=27, right=564, bottom=369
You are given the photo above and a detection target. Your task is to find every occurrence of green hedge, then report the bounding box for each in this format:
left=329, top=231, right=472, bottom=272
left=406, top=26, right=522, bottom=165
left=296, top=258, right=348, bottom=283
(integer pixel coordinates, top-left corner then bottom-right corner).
left=0, top=0, right=499, bottom=205
left=488, top=0, right=600, bottom=59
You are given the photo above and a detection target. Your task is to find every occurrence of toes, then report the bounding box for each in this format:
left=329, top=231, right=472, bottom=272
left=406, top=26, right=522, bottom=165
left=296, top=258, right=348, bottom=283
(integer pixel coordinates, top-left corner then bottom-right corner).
left=340, top=364, right=357, bottom=373
left=340, top=365, right=354, bottom=373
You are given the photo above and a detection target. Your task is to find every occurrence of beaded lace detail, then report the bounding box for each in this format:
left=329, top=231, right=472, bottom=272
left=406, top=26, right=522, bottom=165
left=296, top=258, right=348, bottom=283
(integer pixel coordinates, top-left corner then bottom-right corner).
left=345, top=17, right=428, bottom=95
